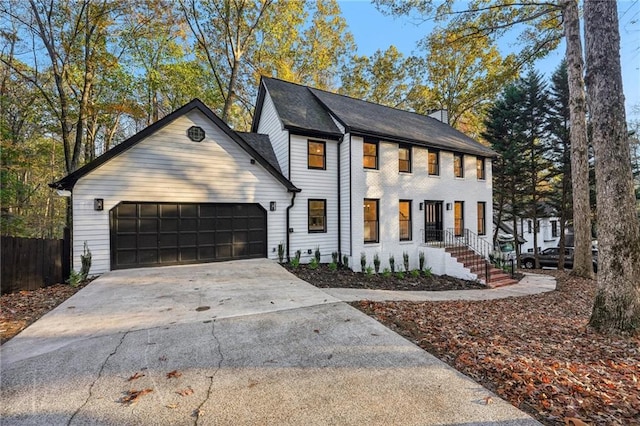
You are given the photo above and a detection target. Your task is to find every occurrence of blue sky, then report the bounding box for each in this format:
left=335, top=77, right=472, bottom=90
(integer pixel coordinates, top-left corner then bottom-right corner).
left=339, top=0, right=640, bottom=120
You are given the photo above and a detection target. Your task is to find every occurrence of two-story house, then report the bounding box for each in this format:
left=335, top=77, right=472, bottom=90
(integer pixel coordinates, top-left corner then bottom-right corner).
left=52, top=77, right=508, bottom=285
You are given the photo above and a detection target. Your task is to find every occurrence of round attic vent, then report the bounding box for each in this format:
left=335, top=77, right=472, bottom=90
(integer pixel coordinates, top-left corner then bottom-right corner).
left=187, top=126, right=205, bottom=142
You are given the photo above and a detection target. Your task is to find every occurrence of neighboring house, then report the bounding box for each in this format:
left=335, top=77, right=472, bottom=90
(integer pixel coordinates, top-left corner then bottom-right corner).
left=252, top=77, right=502, bottom=281
left=52, top=77, right=509, bottom=285
left=517, top=216, right=562, bottom=253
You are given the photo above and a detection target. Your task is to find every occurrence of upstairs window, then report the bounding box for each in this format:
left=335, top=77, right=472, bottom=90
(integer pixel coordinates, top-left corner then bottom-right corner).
left=399, top=200, right=412, bottom=241
left=399, top=145, right=411, bottom=173
left=308, top=140, right=326, bottom=170
left=363, top=140, right=378, bottom=169
left=454, top=153, right=464, bottom=178
left=428, top=151, right=440, bottom=175
left=308, top=199, right=326, bottom=233
left=477, top=157, right=485, bottom=180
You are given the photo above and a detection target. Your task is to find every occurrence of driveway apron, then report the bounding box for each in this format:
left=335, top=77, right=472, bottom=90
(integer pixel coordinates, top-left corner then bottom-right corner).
left=1, top=259, right=540, bottom=425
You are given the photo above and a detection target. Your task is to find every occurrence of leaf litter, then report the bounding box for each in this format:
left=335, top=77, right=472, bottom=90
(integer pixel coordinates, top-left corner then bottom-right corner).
left=353, top=270, right=639, bottom=425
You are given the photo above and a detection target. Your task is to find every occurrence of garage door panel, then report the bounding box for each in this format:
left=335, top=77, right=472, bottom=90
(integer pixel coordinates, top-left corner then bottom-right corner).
left=111, top=202, right=266, bottom=269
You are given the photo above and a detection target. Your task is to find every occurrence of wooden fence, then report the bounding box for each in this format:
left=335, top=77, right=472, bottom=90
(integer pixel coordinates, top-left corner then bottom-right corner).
left=1, top=230, right=70, bottom=294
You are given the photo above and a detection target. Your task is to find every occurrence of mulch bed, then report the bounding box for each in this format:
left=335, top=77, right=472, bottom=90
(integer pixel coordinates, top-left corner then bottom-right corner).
left=286, top=264, right=487, bottom=291
left=0, top=283, right=86, bottom=344
left=354, top=270, right=640, bottom=425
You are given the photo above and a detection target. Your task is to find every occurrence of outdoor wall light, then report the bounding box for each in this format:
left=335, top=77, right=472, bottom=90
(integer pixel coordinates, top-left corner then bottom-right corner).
left=270, top=201, right=276, bottom=211
left=94, top=198, right=104, bottom=211
left=446, top=203, right=452, bottom=211
left=250, top=159, right=256, bottom=164
left=419, top=202, right=424, bottom=210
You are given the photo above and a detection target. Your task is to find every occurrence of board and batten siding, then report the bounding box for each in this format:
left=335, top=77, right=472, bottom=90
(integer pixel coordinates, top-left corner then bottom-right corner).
left=256, top=88, right=289, bottom=178
left=350, top=136, right=493, bottom=272
left=287, top=134, right=339, bottom=262
left=72, top=109, right=291, bottom=274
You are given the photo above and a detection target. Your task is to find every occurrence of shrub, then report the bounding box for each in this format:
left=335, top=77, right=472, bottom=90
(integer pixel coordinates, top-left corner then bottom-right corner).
left=290, top=257, right=300, bottom=269
left=382, top=267, right=391, bottom=278
left=419, top=251, right=425, bottom=271
left=373, top=253, right=381, bottom=273
left=389, top=255, right=395, bottom=273
left=295, top=249, right=302, bottom=262
left=365, top=266, right=374, bottom=276
left=396, top=271, right=405, bottom=279
left=360, top=252, right=367, bottom=271
left=332, top=251, right=339, bottom=264
left=278, top=243, right=285, bottom=263
left=423, top=267, right=433, bottom=278
left=403, top=251, right=409, bottom=272
left=314, top=246, right=321, bottom=263
left=329, top=262, right=338, bottom=272
left=67, top=270, right=82, bottom=287
left=410, top=269, right=420, bottom=278
left=342, top=255, right=349, bottom=268
left=309, top=257, right=319, bottom=270
left=80, top=242, right=92, bottom=281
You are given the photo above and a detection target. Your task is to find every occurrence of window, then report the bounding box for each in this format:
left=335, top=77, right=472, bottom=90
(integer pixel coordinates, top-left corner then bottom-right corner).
left=363, top=140, right=378, bottom=169
left=308, top=140, right=325, bottom=169
left=551, top=220, right=559, bottom=238
left=308, top=199, right=326, bottom=233
left=428, top=151, right=439, bottom=175
left=399, top=200, right=412, bottom=241
left=187, top=126, right=205, bottom=142
left=364, top=199, right=379, bottom=243
left=527, top=220, right=532, bottom=234
left=454, top=201, right=464, bottom=236
left=477, top=202, right=486, bottom=235
left=477, top=157, right=485, bottom=180
left=454, top=153, right=464, bottom=178
left=399, top=145, right=411, bottom=173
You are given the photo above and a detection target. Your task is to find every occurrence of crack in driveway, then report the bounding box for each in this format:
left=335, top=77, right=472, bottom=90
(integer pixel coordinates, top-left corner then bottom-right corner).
left=194, top=319, right=223, bottom=426
left=67, top=330, right=129, bottom=426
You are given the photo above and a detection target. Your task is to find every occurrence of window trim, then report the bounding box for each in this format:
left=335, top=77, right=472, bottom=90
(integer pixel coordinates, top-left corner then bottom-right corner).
left=363, top=140, right=378, bottom=170
left=364, top=198, right=379, bottom=243
left=454, top=153, right=464, bottom=178
left=477, top=202, right=486, bottom=236
left=428, top=150, right=440, bottom=176
left=308, top=199, right=327, bottom=233
left=398, top=145, right=412, bottom=173
left=307, top=140, right=326, bottom=170
left=476, top=157, right=485, bottom=180
left=399, top=200, right=412, bottom=241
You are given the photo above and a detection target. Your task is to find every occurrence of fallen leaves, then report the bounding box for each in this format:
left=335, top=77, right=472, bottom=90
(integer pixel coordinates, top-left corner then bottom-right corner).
left=177, top=387, right=194, bottom=396
left=127, top=372, right=145, bottom=381
left=166, top=370, right=182, bottom=379
left=120, top=388, right=153, bottom=405
left=354, top=270, right=640, bottom=425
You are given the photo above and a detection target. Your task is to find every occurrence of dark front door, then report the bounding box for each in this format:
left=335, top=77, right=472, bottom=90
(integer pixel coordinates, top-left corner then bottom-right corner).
left=110, top=202, right=267, bottom=270
left=424, top=201, right=443, bottom=242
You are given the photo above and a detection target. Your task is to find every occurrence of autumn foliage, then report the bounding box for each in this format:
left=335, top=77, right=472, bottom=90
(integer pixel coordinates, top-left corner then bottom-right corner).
left=355, top=271, right=640, bottom=425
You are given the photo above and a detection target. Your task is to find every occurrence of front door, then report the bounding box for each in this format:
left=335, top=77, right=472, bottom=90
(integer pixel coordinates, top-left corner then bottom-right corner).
left=424, top=201, right=443, bottom=242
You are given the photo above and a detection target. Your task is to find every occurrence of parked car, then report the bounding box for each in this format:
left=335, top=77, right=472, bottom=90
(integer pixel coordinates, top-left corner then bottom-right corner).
left=519, top=247, right=598, bottom=272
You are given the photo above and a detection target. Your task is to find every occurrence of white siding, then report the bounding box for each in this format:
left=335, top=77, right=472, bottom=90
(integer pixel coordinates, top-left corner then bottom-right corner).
left=349, top=137, right=494, bottom=272
left=288, top=134, right=339, bottom=263
left=256, top=89, right=289, bottom=178
left=72, top=110, right=291, bottom=274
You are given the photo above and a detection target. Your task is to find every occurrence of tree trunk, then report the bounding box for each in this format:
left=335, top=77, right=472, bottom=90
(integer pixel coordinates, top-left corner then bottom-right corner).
left=562, top=0, right=593, bottom=278
left=585, top=0, right=640, bottom=333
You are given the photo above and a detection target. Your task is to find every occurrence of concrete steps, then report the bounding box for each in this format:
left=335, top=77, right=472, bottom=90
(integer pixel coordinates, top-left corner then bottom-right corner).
left=445, top=247, right=518, bottom=288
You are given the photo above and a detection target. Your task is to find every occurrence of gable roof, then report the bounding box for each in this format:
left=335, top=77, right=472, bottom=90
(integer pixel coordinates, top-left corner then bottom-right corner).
left=50, top=99, right=299, bottom=192
left=254, top=77, right=496, bottom=158
left=237, top=132, right=282, bottom=174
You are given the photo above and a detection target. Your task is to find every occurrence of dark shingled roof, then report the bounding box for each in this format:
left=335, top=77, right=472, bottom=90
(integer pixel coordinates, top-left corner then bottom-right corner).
left=258, top=77, right=496, bottom=158
left=237, top=132, right=282, bottom=174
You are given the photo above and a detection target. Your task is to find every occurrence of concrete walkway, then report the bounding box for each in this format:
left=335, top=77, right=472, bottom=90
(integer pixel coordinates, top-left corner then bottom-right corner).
left=1, top=260, right=542, bottom=425
left=322, top=273, right=556, bottom=302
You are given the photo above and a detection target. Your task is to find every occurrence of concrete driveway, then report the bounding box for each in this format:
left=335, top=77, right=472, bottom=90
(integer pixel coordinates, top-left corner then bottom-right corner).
left=1, top=259, right=539, bottom=425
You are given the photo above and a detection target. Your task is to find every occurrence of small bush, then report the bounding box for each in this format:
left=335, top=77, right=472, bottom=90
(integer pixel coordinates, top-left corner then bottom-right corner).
left=403, top=251, right=409, bottom=272
left=314, top=246, right=321, bottom=263
left=309, top=257, right=319, bottom=270
left=295, top=250, right=301, bottom=262
left=389, top=255, right=395, bottom=273
left=373, top=253, right=381, bottom=273
left=342, top=255, right=349, bottom=268
left=278, top=243, right=285, bottom=263
left=80, top=242, right=92, bottom=281
left=410, top=269, right=420, bottom=278
left=290, top=257, right=300, bottom=269
left=382, top=267, right=391, bottom=278
left=419, top=251, right=425, bottom=271
left=365, top=266, right=374, bottom=276
left=67, top=270, right=83, bottom=287
left=396, top=271, right=405, bottom=279
left=360, top=252, right=367, bottom=271
left=332, top=251, right=339, bottom=264
left=423, top=267, right=433, bottom=278
left=329, top=262, right=338, bottom=271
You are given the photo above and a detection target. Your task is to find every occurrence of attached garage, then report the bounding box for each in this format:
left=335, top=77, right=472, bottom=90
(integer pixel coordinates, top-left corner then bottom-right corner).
left=111, top=202, right=267, bottom=269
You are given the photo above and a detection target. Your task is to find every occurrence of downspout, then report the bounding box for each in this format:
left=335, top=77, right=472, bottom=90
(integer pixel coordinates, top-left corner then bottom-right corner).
left=337, top=136, right=342, bottom=263
left=286, top=191, right=296, bottom=262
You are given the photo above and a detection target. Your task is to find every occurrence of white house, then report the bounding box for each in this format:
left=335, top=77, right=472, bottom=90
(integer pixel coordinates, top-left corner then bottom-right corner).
left=515, top=216, right=563, bottom=253
left=52, top=78, right=512, bottom=286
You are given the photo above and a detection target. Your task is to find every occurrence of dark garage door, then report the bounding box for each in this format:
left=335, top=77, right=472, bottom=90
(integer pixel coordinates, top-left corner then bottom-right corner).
left=110, top=202, right=267, bottom=269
